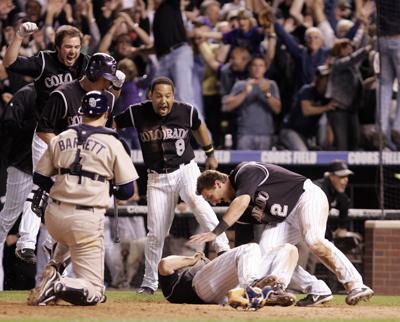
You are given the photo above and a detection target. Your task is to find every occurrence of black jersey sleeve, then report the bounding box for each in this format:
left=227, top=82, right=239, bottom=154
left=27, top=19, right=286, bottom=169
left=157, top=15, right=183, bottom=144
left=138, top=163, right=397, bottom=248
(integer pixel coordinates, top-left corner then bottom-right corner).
left=234, top=164, right=269, bottom=198
left=36, top=93, right=66, bottom=133
left=190, top=106, right=201, bottom=130
left=158, top=269, right=205, bottom=304
left=6, top=53, right=43, bottom=78
left=114, top=106, right=135, bottom=129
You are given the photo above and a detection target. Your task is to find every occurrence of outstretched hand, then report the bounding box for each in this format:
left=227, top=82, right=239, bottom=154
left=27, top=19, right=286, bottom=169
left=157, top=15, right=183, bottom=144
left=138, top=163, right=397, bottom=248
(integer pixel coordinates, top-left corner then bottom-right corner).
left=189, top=231, right=217, bottom=244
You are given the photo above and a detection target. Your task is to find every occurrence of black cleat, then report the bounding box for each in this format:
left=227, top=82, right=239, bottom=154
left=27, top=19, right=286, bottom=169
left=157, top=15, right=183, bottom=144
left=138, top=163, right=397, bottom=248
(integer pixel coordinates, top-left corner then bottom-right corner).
left=15, top=248, right=37, bottom=264
left=136, top=287, right=155, bottom=295
left=295, top=294, right=333, bottom=307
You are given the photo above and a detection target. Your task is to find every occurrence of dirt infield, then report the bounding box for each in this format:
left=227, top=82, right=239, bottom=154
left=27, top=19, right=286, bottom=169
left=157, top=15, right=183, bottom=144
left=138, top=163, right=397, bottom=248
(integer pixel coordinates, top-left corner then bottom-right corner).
left=0, top=292, right=399, bottom=322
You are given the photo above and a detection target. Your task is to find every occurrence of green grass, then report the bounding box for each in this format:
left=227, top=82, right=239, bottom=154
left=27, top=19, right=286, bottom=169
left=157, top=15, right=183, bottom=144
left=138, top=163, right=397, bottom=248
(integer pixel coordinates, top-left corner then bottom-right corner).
left=0, top=291, right=399, bottom=322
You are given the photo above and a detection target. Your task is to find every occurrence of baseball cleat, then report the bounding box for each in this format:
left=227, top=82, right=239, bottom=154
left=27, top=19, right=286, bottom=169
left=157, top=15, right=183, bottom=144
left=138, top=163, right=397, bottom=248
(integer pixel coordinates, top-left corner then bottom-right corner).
left=345, top=287, right=374, bottom=305
left=253, top=275, right=296, bottom=306
left=136, top=287, right=155, bottom=295
left=264, top=285, right=296, bottom=306
left=27, top=265, right=60, bottom=305
left=15, top=248, right=37, bottom=264
left=295, top=294, right=333, bottom=307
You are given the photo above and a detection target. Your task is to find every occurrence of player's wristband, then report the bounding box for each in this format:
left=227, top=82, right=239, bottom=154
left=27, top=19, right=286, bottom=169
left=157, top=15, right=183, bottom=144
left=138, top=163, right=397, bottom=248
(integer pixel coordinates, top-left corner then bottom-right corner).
left=202, top=144, right=214, bottom=157
left=212, top=219, right=229, bottom=236
left=112, top=85, right=122, bottom=91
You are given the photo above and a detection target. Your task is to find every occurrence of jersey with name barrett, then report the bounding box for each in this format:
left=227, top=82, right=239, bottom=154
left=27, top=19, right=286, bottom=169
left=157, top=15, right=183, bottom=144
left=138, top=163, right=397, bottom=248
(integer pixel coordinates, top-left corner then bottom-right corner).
left=114, top=100, right=201, bottom=171
left=36, top=80, right=115, bottom=135
left=229, top=162, right=306, bottom=224
left=35, top=124, right=138, bottom=208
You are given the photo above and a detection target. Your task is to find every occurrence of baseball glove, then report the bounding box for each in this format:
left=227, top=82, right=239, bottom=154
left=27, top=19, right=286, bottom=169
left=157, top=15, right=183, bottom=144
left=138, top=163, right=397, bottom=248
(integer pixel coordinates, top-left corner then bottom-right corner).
left=227, top=286, right=267, bottom=310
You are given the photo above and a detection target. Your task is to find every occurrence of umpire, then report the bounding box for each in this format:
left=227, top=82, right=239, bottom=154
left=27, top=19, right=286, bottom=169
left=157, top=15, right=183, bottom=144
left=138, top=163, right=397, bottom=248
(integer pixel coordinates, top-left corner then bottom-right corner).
left=27, top=91, right=138, bottom=306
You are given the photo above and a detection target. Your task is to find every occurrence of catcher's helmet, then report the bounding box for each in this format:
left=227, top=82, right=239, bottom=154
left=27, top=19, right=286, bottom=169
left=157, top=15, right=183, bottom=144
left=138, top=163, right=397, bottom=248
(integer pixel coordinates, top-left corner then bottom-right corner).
left=78, top=91, right=109, bottom=116
left=86, top=53, right=118, bottom=82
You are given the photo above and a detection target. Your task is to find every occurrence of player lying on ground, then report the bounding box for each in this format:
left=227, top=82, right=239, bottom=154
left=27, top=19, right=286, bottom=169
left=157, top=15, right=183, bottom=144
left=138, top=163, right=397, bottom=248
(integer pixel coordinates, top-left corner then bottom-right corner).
left=159, top=243, right=298, bottom=309
left=190, top=162, right=374, bottom=306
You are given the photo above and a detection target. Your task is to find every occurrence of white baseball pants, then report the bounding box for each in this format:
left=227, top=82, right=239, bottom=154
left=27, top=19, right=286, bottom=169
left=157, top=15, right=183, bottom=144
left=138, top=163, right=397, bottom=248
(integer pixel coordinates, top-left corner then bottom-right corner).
left=259, top=179, right=366, bottom=293
left=142, top=160, right=230, bottom=290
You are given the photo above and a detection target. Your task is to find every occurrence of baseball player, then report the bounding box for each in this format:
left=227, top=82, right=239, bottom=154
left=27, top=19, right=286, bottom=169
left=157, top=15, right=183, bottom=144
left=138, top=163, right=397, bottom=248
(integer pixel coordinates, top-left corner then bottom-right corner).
left=159, top=243, right=297, bottom=307
left=30, top=52, right=124, bottom=279
left=191, top=162, right=374, bottom=306
left=114, top=76, right=230, bottom=294
left=3, top=22, right=90, bottom=263
left=0, top=83, right=36, bottom=290
left=27, top=91, right=138, bottom=306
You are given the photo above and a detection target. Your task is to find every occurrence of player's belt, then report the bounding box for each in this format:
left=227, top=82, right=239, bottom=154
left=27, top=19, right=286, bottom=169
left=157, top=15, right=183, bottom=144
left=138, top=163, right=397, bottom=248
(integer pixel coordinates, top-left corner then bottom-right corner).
left=51, top=198, right=94, bottom=211
left=148, top=160, right=191, bottom=174
left=58, top=168, right=106, bottom=182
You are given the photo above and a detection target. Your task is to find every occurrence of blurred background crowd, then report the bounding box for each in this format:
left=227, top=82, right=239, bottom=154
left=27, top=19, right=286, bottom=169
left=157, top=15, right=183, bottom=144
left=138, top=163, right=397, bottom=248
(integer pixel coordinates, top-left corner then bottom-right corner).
left=0, top=0, right=396, bottom=153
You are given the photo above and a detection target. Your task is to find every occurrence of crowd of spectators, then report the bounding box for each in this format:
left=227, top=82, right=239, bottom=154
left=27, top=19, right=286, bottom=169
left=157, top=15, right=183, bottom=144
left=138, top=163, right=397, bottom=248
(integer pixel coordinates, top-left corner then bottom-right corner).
left=0, top=0, right=392, bottom=152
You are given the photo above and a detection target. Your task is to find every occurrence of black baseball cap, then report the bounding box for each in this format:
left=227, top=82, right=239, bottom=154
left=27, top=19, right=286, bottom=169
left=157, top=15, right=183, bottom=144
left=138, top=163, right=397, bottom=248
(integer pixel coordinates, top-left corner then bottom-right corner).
left=328, top=160, right=354, bottom=177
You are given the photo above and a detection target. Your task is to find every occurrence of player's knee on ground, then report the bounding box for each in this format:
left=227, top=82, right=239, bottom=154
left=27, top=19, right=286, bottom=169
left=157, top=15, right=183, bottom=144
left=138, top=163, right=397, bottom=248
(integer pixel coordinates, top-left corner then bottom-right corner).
left=54, top=282, right=104, bottom=306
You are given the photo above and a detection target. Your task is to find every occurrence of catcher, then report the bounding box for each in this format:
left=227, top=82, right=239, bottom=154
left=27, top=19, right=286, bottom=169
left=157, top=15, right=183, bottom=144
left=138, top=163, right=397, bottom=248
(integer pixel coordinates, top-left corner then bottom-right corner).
left=27, top=91, right=138, bottom=306
left=158, top=243, right=298, bottom=309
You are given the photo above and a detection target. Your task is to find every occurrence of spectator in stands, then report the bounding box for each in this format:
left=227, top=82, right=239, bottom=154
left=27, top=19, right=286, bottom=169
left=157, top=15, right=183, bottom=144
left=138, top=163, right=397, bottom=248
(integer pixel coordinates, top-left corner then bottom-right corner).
left=70, top=0, right=101, bottom=55
left=197, top=8, right=266, bottom=56
left=280, top=65, right=335, bottom=151
left=198, top=0, right=220, bottom=29
left=375, top=1, right=400, bottom=150
left=152, top=0, right=195, bottom=106
left=222, top=56, right=281, bottom=150
left=114, top=57, right=152, bottom=149
left=273, top=20, right=329, bottom=93
left=326, top=39, right=371, bottom=150
left=99, top=12, right=152, bottom=62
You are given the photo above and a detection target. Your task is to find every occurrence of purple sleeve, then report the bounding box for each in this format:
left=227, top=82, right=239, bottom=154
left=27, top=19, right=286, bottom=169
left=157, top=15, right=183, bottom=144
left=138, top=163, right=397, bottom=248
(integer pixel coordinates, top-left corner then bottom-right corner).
left=274, top=22, right=303, bottom=60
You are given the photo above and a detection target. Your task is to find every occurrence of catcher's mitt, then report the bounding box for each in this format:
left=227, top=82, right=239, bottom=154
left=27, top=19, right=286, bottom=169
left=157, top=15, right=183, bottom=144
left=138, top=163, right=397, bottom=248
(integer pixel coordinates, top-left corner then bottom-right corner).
left=227, top=286, right=269, bottom=311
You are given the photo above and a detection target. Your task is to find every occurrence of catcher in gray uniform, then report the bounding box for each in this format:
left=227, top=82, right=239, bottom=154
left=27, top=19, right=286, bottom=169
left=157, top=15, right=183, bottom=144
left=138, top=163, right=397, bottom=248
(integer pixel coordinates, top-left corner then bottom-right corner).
left=27, top=91, right=138, bottom=305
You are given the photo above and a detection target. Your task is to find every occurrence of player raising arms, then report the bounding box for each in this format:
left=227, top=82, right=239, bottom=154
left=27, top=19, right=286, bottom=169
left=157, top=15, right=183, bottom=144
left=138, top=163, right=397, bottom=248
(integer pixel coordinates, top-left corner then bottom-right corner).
left=2, top=22, right=90, bottom=264
left=191, top=162, right=374, bottom=306
left=114, top=76, right=230, bottom=294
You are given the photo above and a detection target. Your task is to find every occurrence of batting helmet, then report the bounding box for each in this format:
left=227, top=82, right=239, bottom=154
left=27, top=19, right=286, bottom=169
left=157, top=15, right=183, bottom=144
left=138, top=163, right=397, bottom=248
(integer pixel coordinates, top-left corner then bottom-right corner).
left=78, top=91, right=109, bottom=116
left=86, top=53, right=118, bottom=82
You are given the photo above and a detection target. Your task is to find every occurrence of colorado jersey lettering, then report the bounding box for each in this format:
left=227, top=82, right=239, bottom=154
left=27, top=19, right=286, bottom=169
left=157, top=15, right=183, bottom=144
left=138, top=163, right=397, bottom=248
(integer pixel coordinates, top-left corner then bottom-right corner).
left=6, top=51, right=89, bottom=117
left=114, top=100, right=201, bottom=170
left=37, top=80, right=115, bottom=135
left=229, top=162, right=306, bottom=223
